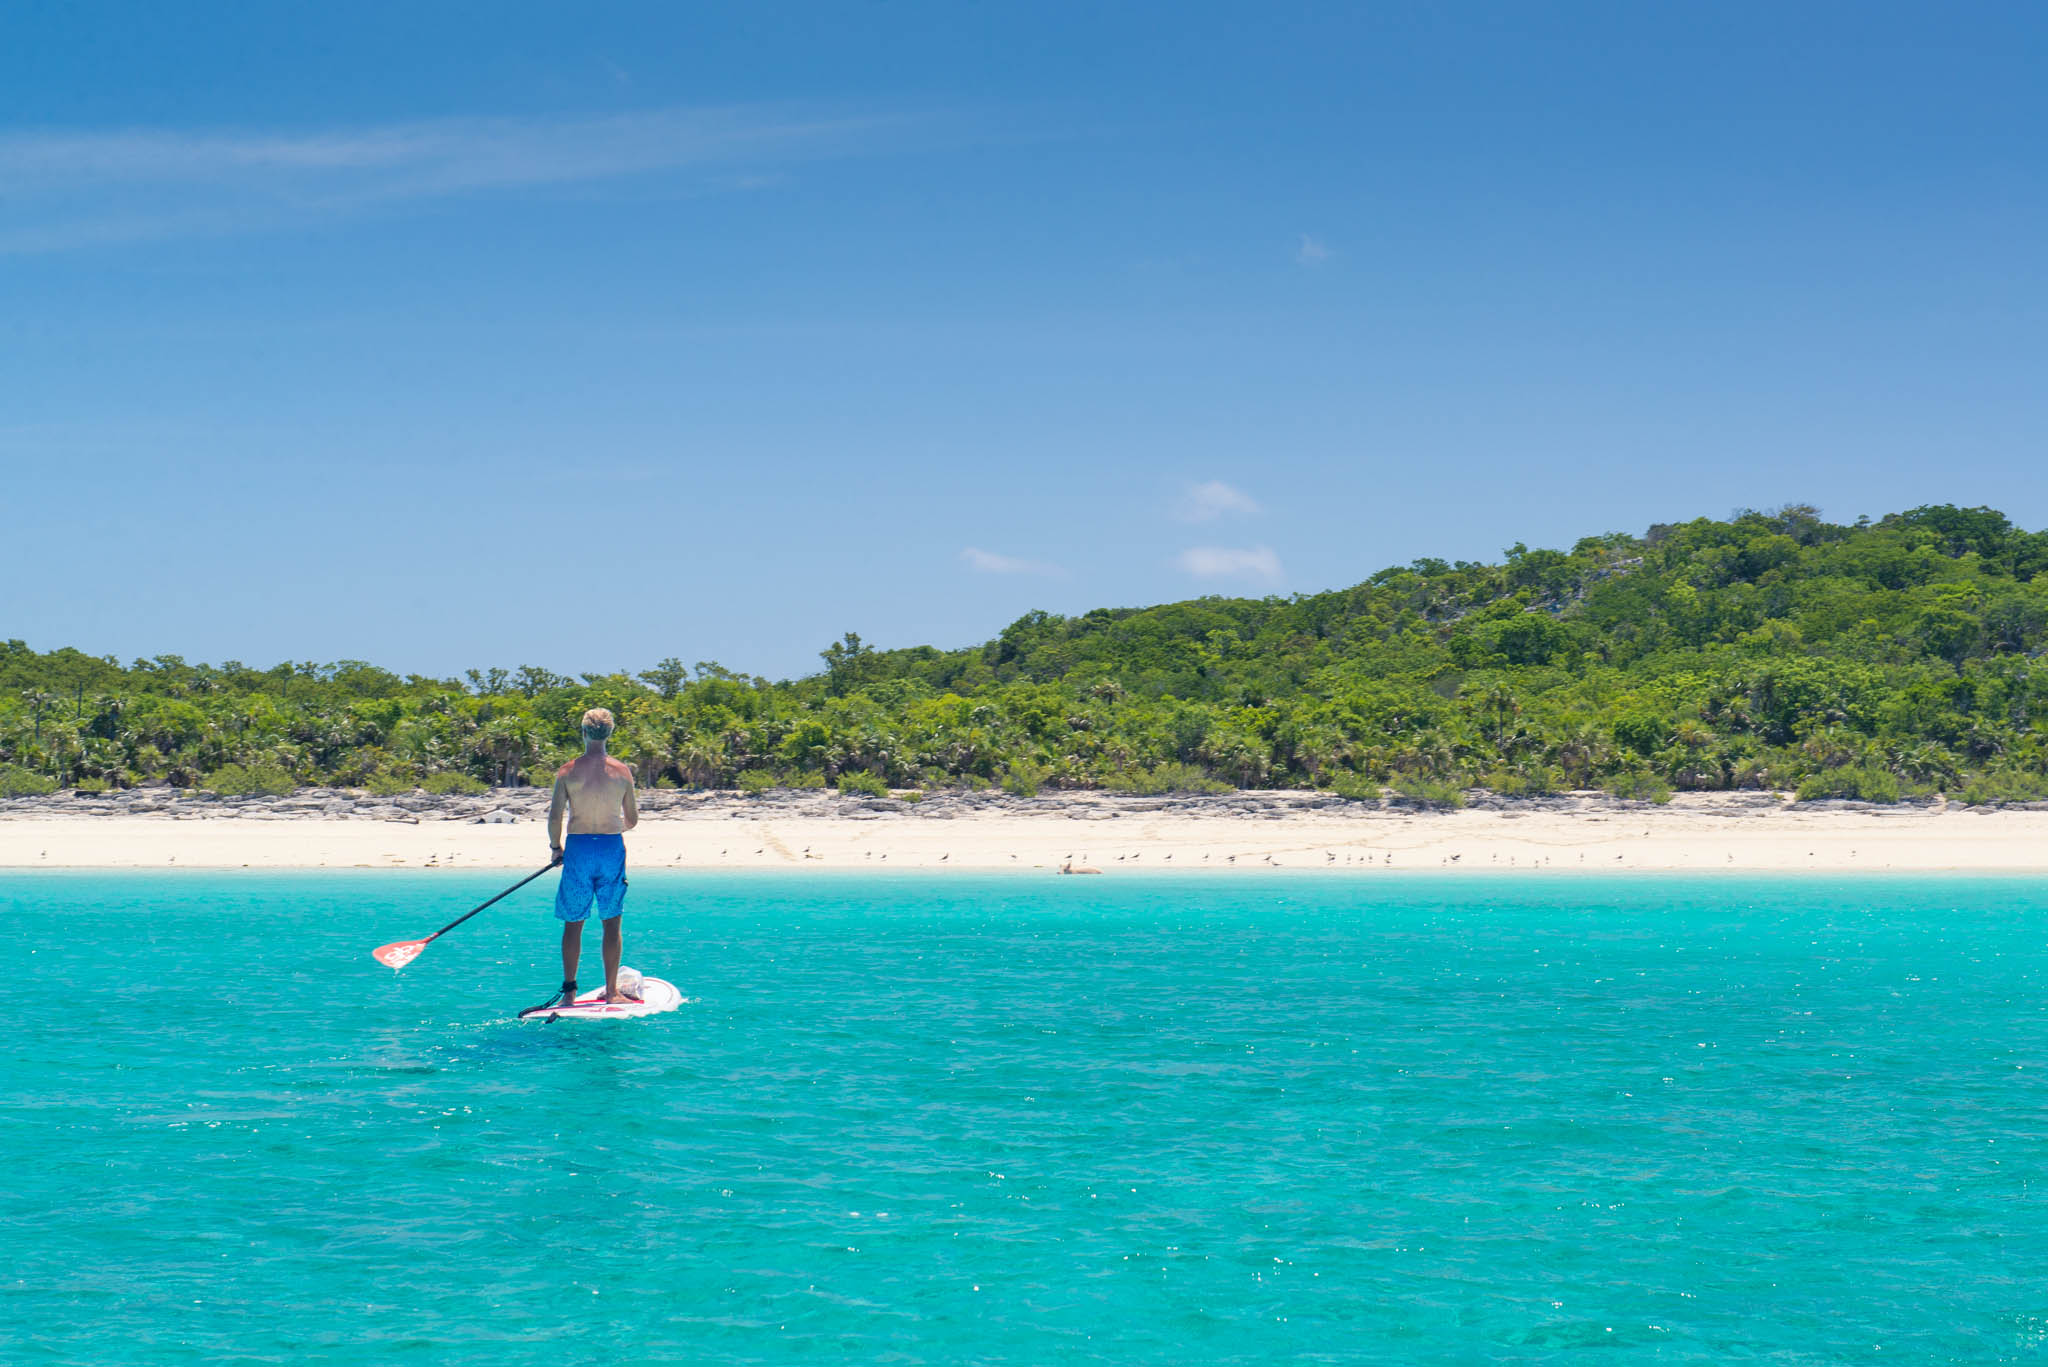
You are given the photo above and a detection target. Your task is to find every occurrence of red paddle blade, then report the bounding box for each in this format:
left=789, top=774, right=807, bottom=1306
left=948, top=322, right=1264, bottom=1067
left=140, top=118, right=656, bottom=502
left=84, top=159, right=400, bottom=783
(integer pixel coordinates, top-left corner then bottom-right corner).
left=373, top=938, right=429, bottom=970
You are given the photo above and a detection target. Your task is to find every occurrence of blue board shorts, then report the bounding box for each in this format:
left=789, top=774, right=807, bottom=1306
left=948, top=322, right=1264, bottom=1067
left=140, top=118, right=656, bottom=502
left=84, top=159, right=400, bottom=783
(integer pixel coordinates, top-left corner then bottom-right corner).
left=555, top=834, right=628, bottom=922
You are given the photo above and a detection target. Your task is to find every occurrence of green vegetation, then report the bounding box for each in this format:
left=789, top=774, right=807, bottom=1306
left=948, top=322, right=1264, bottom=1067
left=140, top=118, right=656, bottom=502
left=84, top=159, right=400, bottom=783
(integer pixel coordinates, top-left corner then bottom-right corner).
left=836, top=770, right=890, bottom=798
left=0, top=764, right=57, bottom=797
left=1602, top=769, right=1674, bottom=805
left=1390, top=775, right=1467, bottom=810
left=203, top=763, right=296, bottom=797
left=1100, top=761, right=1233, bottom=796
left=1000, top=760, right=1051, bottom=797
left=1795, top=766, right=1901, bottom=804
left=5, top=504, right=2047, bottom=803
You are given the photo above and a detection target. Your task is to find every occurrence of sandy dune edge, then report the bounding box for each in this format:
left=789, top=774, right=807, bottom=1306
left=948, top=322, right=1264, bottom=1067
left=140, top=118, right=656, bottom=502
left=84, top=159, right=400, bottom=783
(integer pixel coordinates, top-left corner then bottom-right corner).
left=2, top=790, right=2043, bottom=872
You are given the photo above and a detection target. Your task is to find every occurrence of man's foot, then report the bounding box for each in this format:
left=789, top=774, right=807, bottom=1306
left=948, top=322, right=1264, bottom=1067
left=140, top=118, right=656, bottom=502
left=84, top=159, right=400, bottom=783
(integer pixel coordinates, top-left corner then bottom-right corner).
left=526, top=981, right=579, bottom=1017
left=603, top=989, right=643, bottom=1004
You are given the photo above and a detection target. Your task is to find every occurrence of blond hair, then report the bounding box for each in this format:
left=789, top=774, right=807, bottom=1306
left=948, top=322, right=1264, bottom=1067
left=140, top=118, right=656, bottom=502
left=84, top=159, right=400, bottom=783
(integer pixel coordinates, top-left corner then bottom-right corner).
left=579, top=707, right=616, bottom=741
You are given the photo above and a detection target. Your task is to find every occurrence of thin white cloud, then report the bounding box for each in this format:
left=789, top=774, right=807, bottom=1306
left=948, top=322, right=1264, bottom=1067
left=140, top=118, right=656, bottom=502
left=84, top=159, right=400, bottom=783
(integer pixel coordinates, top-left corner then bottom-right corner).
left=0, top=105, right=909, bottom=253
left=1177, top=546, right=1284, bottom=584
left=1295, top=234, right=1331, bottom=266
left=962, top=547, right=1064, bottom=576
left=1175, top=480, right=1260, bottom=523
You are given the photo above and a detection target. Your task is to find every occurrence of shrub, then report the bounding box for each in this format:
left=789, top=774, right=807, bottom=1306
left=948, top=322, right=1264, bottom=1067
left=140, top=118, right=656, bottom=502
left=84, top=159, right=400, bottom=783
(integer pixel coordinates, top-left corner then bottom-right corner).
left=836, top=770, right=889, bottom=798
left=1603, top=769, right=1673, bottom=804
left=736, top=769, right=776, bottom=796
left=1795, top=766, right=1901, bottom=804
left=74, top=777, right=110, bottom=794
left=1329, top=773, right=1382, bottom=802
left=366, top=771, right=415, bottom=797
left=421, top=771, right=486, bottom=796
left=0, top=765, right=58, bottom=797
left=1000, top=761, right=1049, bottom=797
left=1103, top=761, right=1231, bottom=795
left=1389, top=774, right=1465, bottom=809
left=1956, top=768, right=2048, bottom=806
left=789, top=770, right=827, bottom=790
left=205, top=763, right=296, bottom=797
left=901, top=790, right=924, bottom=803
left=1487, top=766, right=1561, bottom=798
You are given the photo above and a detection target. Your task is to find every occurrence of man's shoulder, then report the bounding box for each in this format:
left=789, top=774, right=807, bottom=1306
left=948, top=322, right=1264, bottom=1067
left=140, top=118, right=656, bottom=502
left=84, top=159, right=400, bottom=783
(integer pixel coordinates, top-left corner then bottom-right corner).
left=604, top=757, right=635, bottom=781
left=554, top=759, right=577, bottom=779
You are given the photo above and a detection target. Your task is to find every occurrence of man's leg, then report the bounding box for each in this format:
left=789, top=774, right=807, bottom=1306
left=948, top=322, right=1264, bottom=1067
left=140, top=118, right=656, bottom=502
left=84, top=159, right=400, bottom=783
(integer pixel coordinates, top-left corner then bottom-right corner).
left=602, top=915, right=626, bottom=1001
left=560, top=920, right=584, bottom=1005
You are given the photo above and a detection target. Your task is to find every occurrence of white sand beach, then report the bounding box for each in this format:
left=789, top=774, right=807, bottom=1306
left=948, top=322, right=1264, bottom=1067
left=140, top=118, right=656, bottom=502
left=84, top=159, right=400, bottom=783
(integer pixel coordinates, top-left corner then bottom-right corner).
left=1, top=789, right=2044, bottom=872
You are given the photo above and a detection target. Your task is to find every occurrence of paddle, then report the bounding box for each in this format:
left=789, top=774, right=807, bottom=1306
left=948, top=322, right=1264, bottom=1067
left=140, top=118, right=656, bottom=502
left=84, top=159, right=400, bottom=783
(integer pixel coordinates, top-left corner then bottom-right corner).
left=371, top=858, right=559, bottom=969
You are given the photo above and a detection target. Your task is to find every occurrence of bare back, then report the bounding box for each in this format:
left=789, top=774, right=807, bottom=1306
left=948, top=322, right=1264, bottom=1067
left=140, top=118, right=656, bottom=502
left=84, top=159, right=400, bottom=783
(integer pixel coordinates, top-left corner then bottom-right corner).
left=549, top=754, right=639, bottom=837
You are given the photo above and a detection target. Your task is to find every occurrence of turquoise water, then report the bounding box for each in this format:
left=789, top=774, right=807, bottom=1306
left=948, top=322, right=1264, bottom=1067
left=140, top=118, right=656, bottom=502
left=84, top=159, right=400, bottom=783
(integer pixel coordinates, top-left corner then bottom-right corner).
left=10, top=872, right=2048, bottom=1363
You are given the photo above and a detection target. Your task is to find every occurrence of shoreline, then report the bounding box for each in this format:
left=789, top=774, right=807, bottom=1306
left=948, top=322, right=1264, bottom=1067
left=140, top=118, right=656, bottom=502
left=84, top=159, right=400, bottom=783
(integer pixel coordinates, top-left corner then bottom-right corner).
left=3, top=788, right=2045, bottom=873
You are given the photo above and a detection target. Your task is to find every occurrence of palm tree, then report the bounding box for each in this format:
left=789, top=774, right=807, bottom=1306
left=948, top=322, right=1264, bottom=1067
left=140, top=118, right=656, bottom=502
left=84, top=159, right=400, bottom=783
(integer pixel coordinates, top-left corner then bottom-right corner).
left=1199, top=730, right=1268, bottom=787
left=617, top=723, right=672, bottom=787
left=1800, top=726, right=1860, bottom=771
left=1672, top=719, right=1715, bottom=750
left=1733, top=756, right=1776, bottom=791
left=1549, top=723, right=1608, bottom=788
left=86, top=694, right=125, bottom=739
left=1890, top=742, right=1957, bottom=790
left=1961, top=721, right=2007, bottom=761
left=1399, top=731, right=1456, bottom=779
left=20, top=690, right=57, bottom=744
left=677, top=736, right=725, bottom=789
left=1473, top=684, right=1531, bottom=759
left=1289, top=726, right=1344, bottom=783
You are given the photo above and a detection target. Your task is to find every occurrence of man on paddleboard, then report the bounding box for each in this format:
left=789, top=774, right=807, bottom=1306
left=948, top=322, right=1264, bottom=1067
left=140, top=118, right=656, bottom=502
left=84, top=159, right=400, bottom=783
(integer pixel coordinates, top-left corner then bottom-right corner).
left=545, top=707, right=640, bottom=1006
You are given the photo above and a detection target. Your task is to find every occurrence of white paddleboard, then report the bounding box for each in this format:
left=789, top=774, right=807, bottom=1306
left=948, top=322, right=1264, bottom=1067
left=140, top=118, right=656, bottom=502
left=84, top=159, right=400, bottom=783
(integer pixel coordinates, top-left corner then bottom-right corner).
left=518, top=976, right=684, bottom=1021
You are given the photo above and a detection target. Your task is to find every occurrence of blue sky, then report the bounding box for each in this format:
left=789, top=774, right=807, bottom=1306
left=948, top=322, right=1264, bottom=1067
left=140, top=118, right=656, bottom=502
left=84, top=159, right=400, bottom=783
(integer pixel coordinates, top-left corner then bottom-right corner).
left=4, top=3, right=2043, bottom=681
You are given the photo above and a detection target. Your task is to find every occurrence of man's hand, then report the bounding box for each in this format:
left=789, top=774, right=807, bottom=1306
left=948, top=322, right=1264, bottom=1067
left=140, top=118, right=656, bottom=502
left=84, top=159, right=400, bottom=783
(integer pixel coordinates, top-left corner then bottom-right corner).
left=550, top=845, right=564, bottom=867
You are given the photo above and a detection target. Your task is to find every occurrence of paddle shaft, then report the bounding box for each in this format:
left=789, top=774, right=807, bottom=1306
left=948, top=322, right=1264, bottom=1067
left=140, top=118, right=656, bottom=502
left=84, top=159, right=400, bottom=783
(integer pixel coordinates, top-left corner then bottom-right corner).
left=420, top=860, right=558, bottom=946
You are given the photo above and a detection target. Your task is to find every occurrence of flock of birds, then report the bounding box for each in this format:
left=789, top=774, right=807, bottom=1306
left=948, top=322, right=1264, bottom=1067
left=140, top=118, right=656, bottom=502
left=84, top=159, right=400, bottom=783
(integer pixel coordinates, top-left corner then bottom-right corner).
left=685, top=847, right=1408, bottom=867
left=666, top=830, right=1767, bottom=868
left=648, top=823, right=1777, bottom=868
left=47, top=825, right=1842, bottom=870
left=46, top=843, right=1848, bottom=868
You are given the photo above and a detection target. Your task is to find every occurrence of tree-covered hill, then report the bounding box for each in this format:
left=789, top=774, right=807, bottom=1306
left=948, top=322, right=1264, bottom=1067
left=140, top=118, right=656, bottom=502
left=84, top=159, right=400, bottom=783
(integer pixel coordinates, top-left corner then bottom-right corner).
left=6, top=504, right=2047, bottom=804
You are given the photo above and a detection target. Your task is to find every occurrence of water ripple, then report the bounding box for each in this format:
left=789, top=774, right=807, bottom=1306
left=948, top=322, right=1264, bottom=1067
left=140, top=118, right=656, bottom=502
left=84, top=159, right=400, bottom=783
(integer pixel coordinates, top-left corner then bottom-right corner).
left=7, top=871, right=2047, bottom=1363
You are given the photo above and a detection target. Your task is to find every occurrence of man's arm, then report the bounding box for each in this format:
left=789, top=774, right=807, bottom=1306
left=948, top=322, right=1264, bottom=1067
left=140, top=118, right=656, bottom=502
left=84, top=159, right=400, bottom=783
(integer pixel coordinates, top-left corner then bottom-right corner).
left=547, top=772, right=569, bottom=858
left=621, top=769, right=639, bottom=831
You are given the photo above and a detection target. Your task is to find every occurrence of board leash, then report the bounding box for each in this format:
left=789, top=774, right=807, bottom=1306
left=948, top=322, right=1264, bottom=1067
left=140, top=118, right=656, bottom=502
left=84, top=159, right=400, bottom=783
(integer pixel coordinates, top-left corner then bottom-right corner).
left=525, top=980, right=576, bottom=1022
